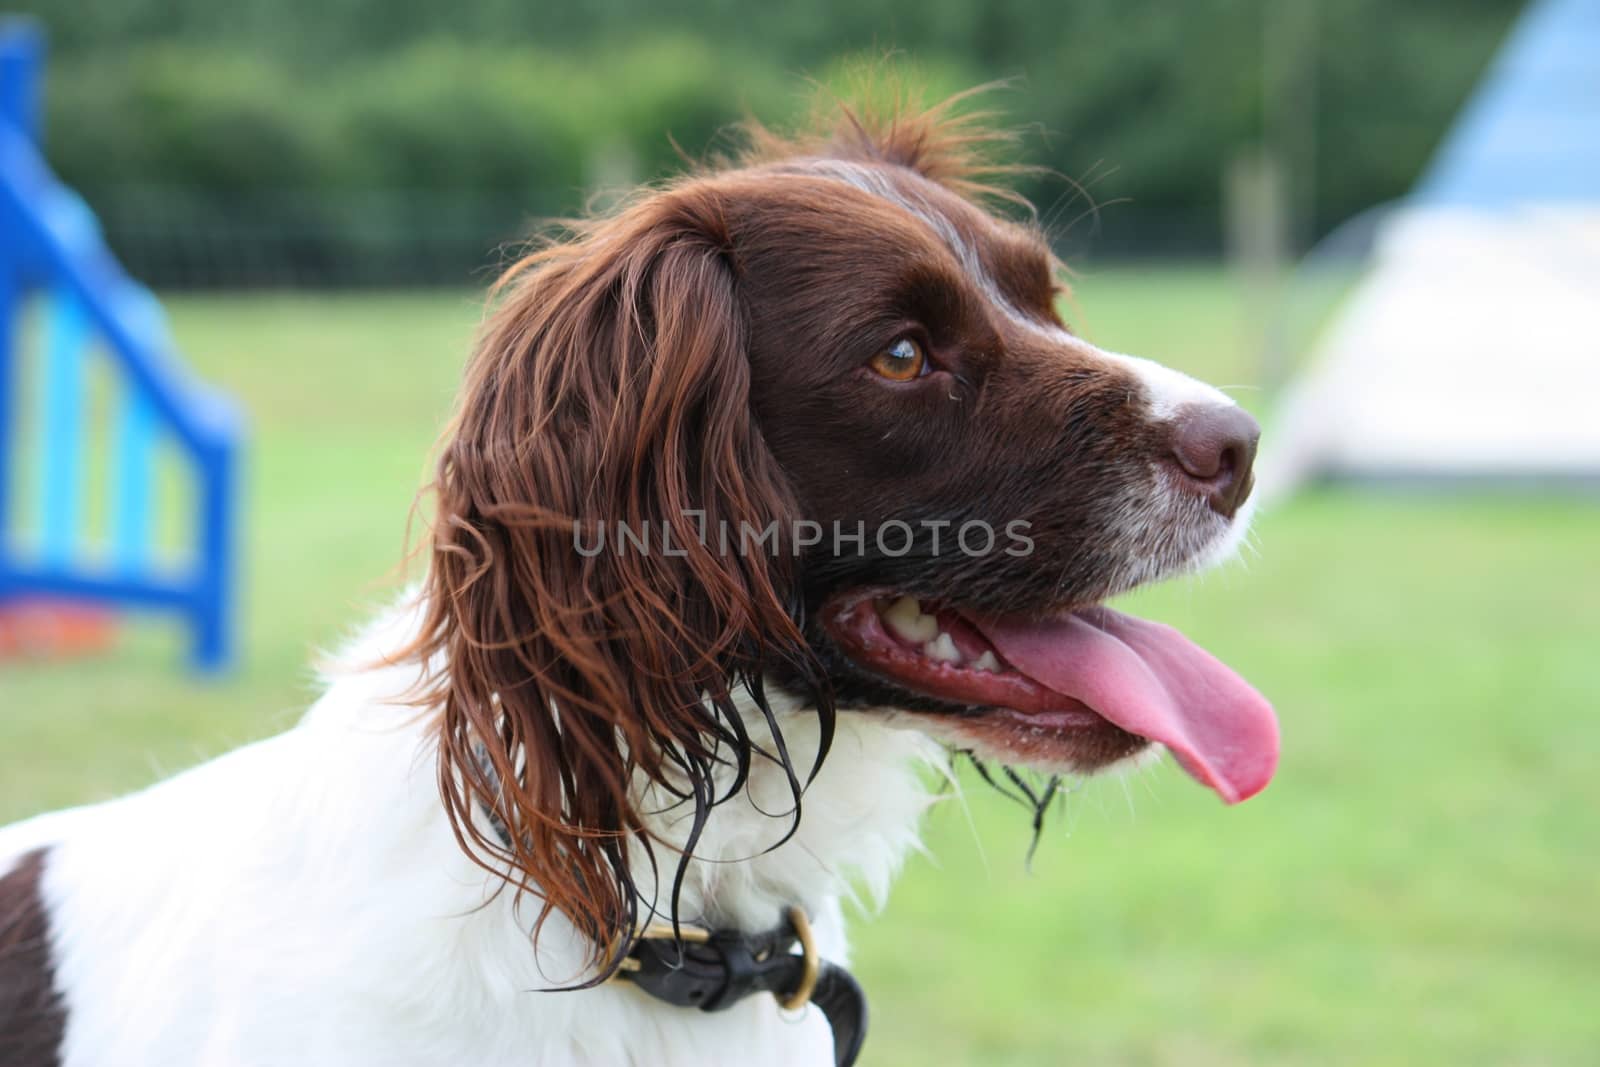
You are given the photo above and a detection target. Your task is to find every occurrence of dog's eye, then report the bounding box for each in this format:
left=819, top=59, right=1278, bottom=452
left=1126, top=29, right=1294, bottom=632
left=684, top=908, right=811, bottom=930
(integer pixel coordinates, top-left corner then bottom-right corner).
left=868, top=338, right=928, bottom=382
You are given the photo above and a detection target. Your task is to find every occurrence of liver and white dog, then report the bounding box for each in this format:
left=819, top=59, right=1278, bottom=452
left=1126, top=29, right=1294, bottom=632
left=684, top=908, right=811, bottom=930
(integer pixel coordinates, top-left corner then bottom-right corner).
left=0, top=96, right=1277, bottom=1066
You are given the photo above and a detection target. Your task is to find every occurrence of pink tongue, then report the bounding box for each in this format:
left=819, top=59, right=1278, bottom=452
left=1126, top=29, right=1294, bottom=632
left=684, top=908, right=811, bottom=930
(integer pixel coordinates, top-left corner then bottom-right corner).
left=974, top=607, right=1279, bottom=803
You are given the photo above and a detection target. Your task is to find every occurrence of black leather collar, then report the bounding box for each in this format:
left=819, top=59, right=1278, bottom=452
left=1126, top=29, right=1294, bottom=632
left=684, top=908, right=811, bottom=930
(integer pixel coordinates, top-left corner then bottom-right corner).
left=617, top=913, right=867, bottom=1067
left=471, top=747, right=868, bottom=1065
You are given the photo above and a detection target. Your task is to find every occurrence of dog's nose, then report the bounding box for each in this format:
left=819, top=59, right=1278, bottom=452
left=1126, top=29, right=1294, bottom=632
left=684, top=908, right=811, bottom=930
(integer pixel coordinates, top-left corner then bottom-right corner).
left=1168, top=403, right=1260, bottom=518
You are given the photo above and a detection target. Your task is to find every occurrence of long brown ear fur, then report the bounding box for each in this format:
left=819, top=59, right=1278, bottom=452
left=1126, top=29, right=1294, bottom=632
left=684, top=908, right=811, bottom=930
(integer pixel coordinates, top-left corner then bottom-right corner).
left=405, top=188, right=827, bottom=978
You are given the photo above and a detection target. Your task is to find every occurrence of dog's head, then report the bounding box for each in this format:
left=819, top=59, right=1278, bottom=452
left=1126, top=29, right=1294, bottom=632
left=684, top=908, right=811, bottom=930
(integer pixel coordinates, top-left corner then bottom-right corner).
left=410, top=90, right=1277, bottom=965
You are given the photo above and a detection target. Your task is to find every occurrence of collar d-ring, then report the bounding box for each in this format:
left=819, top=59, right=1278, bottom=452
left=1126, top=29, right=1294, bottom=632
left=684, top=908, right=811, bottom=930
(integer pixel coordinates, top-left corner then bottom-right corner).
left=778, top=905, right=819, bottom=1011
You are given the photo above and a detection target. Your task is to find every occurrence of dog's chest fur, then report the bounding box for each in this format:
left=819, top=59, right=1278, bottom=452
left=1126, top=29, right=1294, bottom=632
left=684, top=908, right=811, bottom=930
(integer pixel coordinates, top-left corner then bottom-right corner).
left=0, top=605, right=942, bottom=1066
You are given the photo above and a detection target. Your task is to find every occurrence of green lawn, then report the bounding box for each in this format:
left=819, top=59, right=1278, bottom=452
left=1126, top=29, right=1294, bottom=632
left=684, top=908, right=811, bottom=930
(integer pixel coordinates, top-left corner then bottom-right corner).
left=3, top=267, right=1597, bottom=1065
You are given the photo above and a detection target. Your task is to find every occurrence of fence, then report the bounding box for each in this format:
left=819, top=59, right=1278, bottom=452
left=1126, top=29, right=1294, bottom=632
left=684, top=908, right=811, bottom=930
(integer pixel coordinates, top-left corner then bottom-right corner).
left=0, top=21, right=243, bottom=671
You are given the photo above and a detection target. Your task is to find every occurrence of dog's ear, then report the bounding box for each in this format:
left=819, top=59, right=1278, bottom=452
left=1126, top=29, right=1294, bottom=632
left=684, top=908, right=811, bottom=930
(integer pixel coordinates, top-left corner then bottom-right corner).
left=410, top=189, right=824, bottom=976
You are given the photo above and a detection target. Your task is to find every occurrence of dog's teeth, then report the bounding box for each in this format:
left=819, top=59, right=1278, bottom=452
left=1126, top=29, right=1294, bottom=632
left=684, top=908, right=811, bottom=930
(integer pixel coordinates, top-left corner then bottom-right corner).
left=883, top=596, right=938, bottom=643
left=924, top=632, right=962, bottom=664
left=972, top=650, right=1000, bottom=673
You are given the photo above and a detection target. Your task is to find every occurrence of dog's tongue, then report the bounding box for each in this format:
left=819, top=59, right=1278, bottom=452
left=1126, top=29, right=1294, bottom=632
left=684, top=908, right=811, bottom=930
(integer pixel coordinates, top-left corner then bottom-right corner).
left=974, top=607, right=1278, bottom=803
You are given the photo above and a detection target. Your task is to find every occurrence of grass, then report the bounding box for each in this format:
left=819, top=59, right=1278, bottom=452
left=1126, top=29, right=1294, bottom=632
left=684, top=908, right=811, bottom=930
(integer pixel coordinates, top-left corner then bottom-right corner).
left=3, top=266, right=1597, bottom=1065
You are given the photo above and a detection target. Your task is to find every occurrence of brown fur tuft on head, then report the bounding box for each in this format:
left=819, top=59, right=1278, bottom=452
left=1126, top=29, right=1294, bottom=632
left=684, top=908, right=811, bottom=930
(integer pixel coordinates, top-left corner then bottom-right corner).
left=738, top=74, right=1033, bottom=211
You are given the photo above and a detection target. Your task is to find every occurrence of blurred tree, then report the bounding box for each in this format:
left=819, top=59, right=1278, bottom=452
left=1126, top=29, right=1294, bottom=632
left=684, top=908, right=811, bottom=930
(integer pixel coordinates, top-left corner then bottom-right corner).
left=10, top=0, right=1523, bottom=284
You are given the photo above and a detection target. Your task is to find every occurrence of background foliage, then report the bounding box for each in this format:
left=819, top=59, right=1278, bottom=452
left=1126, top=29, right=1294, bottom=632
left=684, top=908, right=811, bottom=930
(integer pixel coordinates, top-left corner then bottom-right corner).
left=14, top=0, right=1521, bottom=284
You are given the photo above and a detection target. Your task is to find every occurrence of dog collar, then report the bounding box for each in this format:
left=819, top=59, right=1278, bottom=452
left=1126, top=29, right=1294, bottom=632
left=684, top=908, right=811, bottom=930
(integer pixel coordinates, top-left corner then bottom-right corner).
left=615, top=908, right=867, bottom=1067
left=470, top=747, right=867, bottom=1064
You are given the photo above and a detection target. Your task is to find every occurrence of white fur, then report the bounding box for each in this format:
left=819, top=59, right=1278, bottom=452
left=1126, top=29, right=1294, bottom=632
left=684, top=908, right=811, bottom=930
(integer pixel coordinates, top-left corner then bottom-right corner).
left=1095, top=348, right=1236, bottom=422
left=0, top=601, right=944, bottom=1067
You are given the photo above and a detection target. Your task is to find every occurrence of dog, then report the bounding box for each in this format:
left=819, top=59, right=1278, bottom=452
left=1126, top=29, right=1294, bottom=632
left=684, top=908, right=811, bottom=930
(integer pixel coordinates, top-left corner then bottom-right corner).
left=0, top=93, right=1278, bottom=1066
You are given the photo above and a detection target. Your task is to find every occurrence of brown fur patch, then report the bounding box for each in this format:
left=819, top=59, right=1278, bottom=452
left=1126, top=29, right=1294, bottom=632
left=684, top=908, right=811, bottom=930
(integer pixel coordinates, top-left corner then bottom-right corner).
left=0, top=849, right=65, bottom=1067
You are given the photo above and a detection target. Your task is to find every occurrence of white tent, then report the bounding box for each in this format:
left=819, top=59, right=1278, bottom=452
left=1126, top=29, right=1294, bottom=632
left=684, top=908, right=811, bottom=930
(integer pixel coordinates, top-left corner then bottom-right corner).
left=1260, top=0, right=1600, bottom=495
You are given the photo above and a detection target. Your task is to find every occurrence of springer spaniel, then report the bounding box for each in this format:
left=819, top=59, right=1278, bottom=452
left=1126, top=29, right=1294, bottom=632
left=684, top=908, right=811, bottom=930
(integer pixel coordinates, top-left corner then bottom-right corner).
left=0, top=94, right=1278, bottom=1066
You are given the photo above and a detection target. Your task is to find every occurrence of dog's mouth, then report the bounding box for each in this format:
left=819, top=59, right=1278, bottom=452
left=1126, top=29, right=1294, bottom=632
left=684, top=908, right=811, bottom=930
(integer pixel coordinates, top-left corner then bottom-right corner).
left=822, top=592, right=1279, bottom=803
